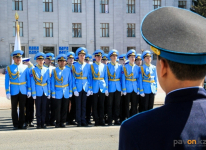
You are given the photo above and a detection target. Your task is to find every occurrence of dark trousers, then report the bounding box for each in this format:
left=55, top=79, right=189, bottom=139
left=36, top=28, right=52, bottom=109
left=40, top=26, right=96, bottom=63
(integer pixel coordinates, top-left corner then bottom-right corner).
left=11, top=93, right=26, bottom=127
left=26, top=96, right=34, bottom=123
left=67, top=94, right=76, bottom=122
left=140, top=93, right=155, bottom=112
left=54, top=97, right=69, bottom=125
left=50, top=98, right=55, bottom=123
left=119, top=95, right=125, bottom=122
left=107, top=91, right=121, bottom=122
left=125, top=91, right=138, bottom=118
left=35, top=94, right=47, bottom=126
left=137, top=95, right=142, bottom=113
left=86, top=95, right=93, bottom=122
left=75, top=90, right=87, bottom=124
left=93, top=90, right=105, bottom=123
left=45, top=98, right=51, bottom=124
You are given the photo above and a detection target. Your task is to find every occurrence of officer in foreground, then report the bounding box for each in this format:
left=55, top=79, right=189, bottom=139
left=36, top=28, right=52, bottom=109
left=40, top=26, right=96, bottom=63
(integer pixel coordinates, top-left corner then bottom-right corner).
left=119, top=7, right=206, bottom=149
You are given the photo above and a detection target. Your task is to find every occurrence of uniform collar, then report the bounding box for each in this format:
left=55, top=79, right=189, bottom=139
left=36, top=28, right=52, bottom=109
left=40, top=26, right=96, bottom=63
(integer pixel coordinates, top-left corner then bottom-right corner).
left=44, top=64, right=49, bottom=68
left=67, top=64, right=72, bottom=68
left=95, top=62, right=101, bottom=65
left=58, top=66, right=65, bottom=70
left=37, top=65, right=43, bottom=70
left=78, top=61, right=84, bottom=65
left=111, top=62, right=116, bottom=66
left=129, top=62, right=135, bottom=66
left=28, top=64, right=33, bottom=68
left=145, top=63, right=151, bottom=67
left=14, top=63, right=20, bottom=66
left=165, top=86, right=206, bottom=104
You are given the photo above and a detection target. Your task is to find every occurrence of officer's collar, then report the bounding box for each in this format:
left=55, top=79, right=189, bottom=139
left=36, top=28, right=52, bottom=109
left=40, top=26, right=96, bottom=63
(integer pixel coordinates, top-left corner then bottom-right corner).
left=78, top=61, right=84, bottom=65
left=67, top=64, right=72, bottom=68
left=14, top=62, right=20, bottom=66
left=28, top=64, right=34, bottom=68
left=111, top=61, right=116, bottom=66
left=95, top=61, right=101, bottom=65
left=44, top=64, right=49, bottom=68
left=37, top=65, right=43, bottom=70
left=145, top=63, right=151, bottom=67
left=165, top=87, right=205, bottom=105
left=129, top=62, right=135, bottom=66
left=58, top=66, right=65, bottom=70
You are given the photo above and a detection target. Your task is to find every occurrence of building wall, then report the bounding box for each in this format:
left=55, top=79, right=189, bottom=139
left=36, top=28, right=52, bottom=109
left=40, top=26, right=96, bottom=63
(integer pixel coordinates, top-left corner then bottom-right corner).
left=0, top=0, right=192, bottom=65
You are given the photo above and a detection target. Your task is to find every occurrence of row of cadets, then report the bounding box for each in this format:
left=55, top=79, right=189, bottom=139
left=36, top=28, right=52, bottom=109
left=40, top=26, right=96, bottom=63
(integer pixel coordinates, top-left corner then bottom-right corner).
left=107, top=49, right=122, bottom=125
left=85, top=54, right=93, bottom=124
left=51, top=54, right=72, bottom=128
left=65, top=51, right=77, bottom=125
left=91, top=50, right=108, bottom=126
left=122, top=49, right=144, bottom=119
left=72, top=47, right=92, bottom=127
left=118, top=54, right=126, bottom=123
left=140, top=50, right=157, bottom=112
left=22, top=57, right=35, bottom=127
left=44, top=53, right=56, bottom=126
left=31, top=52, right=50, bottom=129
left=5, top=50, right=31, bottom=130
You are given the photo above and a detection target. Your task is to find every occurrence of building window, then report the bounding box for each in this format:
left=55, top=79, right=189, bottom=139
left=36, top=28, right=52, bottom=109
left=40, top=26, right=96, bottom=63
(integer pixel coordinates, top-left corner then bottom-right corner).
left=178, top=1, right=187, bottom=9
left=127, top=23, right=135, bottom=37
left=100, top=23, right=109, bottom=37
left=127, top=47, right=136, bottom=52
left=100, top=0, right=109, bottom=13
left=72, top=0, right=82, bottom=13
left=152, top=53, right=157, bottom=60
left=12, top=46, right=25, bottom=57
left=43, top=23, right=53, bottom=37
left=72, top=23, right=82, bottom=37
left=153, top=0, right=161, bottom=9
left=127, top=0, right=135, bottom=13
left=100, top=46, right=109, bottom=54
left=13, top=22, right=23, bottom=37
left=12, top=0, right=23, bottom=11
left=43, top=0, right=53, bottom=12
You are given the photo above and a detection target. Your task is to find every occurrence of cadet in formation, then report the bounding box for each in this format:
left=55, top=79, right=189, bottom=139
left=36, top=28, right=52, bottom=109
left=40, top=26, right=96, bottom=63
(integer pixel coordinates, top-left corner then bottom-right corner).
left=51, top=54, right=72, bottom=128
left=5, top=50, right=30, bottom=130
left=31, top=52, right=50, bottom=129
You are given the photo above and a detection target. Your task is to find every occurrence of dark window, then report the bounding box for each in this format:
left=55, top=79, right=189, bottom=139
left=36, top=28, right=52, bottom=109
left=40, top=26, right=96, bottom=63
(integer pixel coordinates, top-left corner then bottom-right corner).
left=127, top=23, right=135, bottom=37
left=127, top=0, right=135, bottom=13
left=100, top=46, right=109, bottom=54
left=72, top=0, right=81, bottom=12
left=100, top=23, right=109, bottom=37
left=13, top=22, right=23, bottom=37
left=43, top=23, right=53, bottom=37
left=153, top=0, right=161, bottom=9
left=43, top=0, right=53, bottom=12
left=178, top=1, right=187, bottom=9
left=72, top=23, right=82, bottom=37
left=12, top=0, right=23, bottom=11
left=100, top=0, right=109, bottom=13
left=127, top=47, right=136, bottom=52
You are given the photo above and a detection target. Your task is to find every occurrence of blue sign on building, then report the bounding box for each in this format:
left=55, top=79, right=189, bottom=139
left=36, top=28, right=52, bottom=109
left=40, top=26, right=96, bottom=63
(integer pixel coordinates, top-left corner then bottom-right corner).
left=29, top=46, right=39, bottom=54
left=59, top=46, right=69, bottom=54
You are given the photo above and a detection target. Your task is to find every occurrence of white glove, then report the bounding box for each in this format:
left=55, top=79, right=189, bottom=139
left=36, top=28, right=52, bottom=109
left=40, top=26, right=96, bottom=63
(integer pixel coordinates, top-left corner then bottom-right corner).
left=27, top=92, right=31, bottom=98
left=52, top=96, right=55, bottom=99
left=74, top=91, right=79, bottom=97
left=69, top=94, right=72, bottom=98
left=90, top=91, right=93, bottom=95
left=105, top=90, right=109, bottom=96
left=121, top=92, right=123, bottom=96
left=6, top=94, right=11, bottom=100
left=33, top=96, right=36, bottom=100
left=140, top=93, right=145, bottom=97
left=87, top=90, right=91, bottom=96
left=47, top=95, right=50, bottom=99
left=137, top=92, right=139, bottom=95
left=123, top=92, right=126, bottom=96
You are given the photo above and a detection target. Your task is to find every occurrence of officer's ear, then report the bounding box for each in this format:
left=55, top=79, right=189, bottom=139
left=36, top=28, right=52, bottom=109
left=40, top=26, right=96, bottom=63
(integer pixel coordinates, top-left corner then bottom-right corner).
left=157, top=56, right=168, bottom=78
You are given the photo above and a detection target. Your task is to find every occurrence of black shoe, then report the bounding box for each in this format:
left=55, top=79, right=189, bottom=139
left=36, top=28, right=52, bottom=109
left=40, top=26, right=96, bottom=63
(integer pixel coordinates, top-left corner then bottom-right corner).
left=37, top=125, right=41, bottom=129
left=19, top=124, right=27, bottom=129
left=77, top=123, right=81, bottom=127
left=87, top=120, right=92, bottom=125
left=46, top=123, right=50, bottom=126
left=66, top=122, right=70, bottom=125
left=70, top=121, right=77, bottom=125
left=13, top=127, right=18, bottom=130
left=29, top=122, right=34, bottom=127
left=55, top=125, right=60, bottom=128
left=41, top=125, right=47, bottom=129
left=108, top=121, right=112, bottom=126
left=114, top=120, right=121, bottom=125
left=60, top=123, right=66, bottom=128
left=81, top=123, right=88, bottom=127
left=50, top=122, right=56, bottom=126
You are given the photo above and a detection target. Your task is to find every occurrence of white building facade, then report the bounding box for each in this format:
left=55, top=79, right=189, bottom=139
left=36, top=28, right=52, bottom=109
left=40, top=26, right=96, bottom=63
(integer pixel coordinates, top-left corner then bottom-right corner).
left=0, top=0, right=193, bottom=65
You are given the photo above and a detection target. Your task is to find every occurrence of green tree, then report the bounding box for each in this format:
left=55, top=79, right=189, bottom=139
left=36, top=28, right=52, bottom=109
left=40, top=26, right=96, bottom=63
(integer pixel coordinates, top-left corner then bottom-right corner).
left=191, top=0, right=206, bottom=17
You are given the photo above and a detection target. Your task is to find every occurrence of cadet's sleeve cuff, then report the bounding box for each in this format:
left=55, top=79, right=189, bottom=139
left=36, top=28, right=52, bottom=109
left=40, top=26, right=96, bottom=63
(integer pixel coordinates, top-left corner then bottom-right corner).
left=32, top=91, right=36, bottom=96
left=73, top=87, right=77, bottom=92
left=52, top=92, right=55, bottom=96
left=122, top=88, right=126, bottom=92
left=5, top=89, right=10, bottom=94
left=139, top=89, right=144, bottom=94
left=89, top=86, right=92, bottom=90
left=28, top=87, right=31, bottom=92
left=48, top=90, right=50, bottom=94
